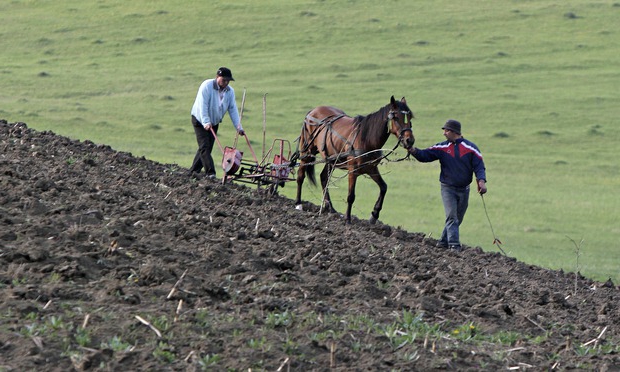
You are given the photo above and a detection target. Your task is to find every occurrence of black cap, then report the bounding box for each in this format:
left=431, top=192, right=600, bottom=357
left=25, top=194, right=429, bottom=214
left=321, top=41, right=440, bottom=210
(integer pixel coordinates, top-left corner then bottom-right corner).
left=216, top=67, right=234, bottom=81
left=442, top=119, right=461, bottom=134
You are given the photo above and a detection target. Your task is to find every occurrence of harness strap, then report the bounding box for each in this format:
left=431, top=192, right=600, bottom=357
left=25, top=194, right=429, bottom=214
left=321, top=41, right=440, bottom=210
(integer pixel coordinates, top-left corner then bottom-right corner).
left=305, top=114, right=345, bottom=127
left=301, top=113, right=351, bottom=156
left=321, top=115, right=361, bottom=158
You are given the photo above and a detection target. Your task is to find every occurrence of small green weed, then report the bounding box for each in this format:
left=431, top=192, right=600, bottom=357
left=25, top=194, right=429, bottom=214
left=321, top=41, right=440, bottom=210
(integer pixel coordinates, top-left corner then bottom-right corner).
left=103, top=336, right=132, bottom=352
left=198, top=353, right=222, bottom=370
left=265, top=310, right=295, bottom=328
left=152, top=341, right=176, bottom=363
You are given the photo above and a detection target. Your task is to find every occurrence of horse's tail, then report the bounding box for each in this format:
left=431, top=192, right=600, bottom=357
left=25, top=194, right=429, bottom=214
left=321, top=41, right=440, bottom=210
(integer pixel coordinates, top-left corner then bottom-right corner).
left=304, top=160, right=316, bottom=186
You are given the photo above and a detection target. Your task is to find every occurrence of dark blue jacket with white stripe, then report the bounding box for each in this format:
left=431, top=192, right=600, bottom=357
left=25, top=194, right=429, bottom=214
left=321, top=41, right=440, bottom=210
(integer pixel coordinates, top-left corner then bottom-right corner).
left=413, top=138, right=486, bottom=189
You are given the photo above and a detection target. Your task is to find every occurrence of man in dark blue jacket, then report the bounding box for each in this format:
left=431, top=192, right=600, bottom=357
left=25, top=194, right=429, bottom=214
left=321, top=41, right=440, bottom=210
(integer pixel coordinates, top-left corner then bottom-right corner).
left=408, top=119, right=487, bottom=251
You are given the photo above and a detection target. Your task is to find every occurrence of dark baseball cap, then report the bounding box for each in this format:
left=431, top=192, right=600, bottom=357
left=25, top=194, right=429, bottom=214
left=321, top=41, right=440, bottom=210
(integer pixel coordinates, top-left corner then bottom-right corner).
left=216, top=67, right=234, bottom=81
left=442, top=119, right=461, bottom=134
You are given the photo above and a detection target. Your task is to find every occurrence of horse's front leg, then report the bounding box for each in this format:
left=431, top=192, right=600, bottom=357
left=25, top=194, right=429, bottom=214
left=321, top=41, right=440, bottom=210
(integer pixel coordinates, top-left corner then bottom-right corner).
left=295, top=160, right=307, bottom=210
left=368, top=169, right=387, bottom=224
left=345, top=172, right=358, bottom=224
left=320, top=163, right=338, bottom=213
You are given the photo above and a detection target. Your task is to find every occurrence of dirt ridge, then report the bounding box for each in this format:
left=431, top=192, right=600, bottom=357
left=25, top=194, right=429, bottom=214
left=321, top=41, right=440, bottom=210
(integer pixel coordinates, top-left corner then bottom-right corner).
left=1, top=120, right=619, bottom=371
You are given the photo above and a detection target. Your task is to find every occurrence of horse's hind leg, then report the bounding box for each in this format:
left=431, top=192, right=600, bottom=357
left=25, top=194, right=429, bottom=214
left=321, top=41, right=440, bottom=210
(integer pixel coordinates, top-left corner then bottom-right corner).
left=345, top=172, right=358, bottom=224
left=368, top=170, right=387, bottom=224
left=320, top=163, right=338, bottom=213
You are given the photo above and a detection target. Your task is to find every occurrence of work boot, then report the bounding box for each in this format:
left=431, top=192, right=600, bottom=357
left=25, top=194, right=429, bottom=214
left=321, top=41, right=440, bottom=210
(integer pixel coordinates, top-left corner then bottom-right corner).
left=435, top=241, right=449, bottom=249
left=449, top=245, right=462, bottom=252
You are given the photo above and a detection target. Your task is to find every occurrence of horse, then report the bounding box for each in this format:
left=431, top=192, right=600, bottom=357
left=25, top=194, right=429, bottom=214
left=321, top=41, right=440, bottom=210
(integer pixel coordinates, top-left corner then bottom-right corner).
left=294, top=96, right=415, bottom=224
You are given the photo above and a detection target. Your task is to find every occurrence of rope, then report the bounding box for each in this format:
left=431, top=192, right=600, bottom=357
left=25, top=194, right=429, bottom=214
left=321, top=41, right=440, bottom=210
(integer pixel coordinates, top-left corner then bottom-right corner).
left=480, top=194, right=507, bottom=256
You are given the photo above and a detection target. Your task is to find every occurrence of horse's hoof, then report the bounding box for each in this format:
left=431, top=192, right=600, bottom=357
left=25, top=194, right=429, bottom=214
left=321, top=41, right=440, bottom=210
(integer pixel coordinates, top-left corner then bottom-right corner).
left=369, top=215, right=377, bottom=224
left=295, top=204, right=303, bottom=211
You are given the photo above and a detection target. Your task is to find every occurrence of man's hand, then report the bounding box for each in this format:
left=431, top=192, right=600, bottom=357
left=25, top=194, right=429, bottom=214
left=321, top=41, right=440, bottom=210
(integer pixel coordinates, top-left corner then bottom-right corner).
left=237, top=129, right=245, bottom=136
left=408, top=147, right=418, bottom=155
left=203, top=123, right=212, bottom=131
left=477, top=179, right=487, bottom=194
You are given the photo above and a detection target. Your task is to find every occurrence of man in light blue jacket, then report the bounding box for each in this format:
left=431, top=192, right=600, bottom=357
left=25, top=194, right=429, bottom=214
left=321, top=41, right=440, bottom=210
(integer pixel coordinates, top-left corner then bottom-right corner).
left=190, top=67, right=244, bottom=178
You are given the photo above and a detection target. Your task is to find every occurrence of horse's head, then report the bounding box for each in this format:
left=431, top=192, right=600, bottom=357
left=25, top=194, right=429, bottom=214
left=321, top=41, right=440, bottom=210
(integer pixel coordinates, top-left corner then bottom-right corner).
left=388, top=96, right=415, bottom=149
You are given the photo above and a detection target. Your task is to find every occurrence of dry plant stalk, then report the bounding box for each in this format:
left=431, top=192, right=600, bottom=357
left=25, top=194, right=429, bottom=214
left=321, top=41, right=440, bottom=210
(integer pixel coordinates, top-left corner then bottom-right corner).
left=82, top=313, right=90, bottom=329
left=31, top=336, right=44, bottom=350
left=184, top=350, right=195, bottom=363
left=276, top=357, right=290, bottom=372
left=135, top=315, right=162, bottom=338
left=582, top=326, right=607, bottom=347
left=174, top=300, right=183, bottom=322
left=524, top=315, right=546, bottom=332
left=167, top=269, right=188, bottom=299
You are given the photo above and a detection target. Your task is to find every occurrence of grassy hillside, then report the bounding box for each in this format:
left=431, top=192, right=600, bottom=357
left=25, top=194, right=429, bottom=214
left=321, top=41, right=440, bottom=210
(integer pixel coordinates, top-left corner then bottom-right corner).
left=1, top=0, right=619, bottom=282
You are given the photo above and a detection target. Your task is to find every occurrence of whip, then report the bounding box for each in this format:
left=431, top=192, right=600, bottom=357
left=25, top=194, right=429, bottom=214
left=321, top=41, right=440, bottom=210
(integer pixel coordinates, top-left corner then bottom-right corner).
left=480, top=194, right=507, bottom=256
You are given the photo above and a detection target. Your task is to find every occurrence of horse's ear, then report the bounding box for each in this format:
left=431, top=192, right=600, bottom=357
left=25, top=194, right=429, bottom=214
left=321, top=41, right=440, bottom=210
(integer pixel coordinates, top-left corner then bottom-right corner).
left=401, top=96, right=407, bottom=104
left=390, top=95, right=396, bottom=105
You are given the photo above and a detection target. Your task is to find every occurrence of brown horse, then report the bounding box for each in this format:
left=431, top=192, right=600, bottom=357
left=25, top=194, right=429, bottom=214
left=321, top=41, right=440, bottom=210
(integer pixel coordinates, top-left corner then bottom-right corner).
left=294, top=96, right=415, bottom=224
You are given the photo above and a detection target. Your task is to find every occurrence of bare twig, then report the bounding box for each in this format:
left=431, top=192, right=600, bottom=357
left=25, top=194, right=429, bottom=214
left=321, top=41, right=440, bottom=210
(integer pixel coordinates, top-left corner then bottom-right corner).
left=31, top=336, right=44, bottom=350
left=82, top=313, right=90, bottom=329
left=309, top=252, right=321, bottom=262
left=174, top=300, right=183, bottom=322
left=135, top=315, right=162, bottom=338
left=184, top=350, right=195, bottom=363
left=167, top=269, right=188, bottom=299
left=481, top=194, right=507, bottom=256
left=524, top=315, right=546, bottom=332
left=277, top=357, right=290, bottom=372
left=582, top=326, right=608, bottom=347
left=566, top=235, right=584, bottom=296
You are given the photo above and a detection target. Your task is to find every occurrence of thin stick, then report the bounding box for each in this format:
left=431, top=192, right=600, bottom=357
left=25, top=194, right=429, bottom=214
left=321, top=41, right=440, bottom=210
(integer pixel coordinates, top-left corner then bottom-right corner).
left=481, top=194, right=507, bottom=256
left=582, top=326, right=607, bottom=347
left=276, top=357, right=290, bottom=372
left=184, top=350, right=195, bottom=363
left=524, top=315, right=546, bottom=332
left=174, top=299, right=183, bottom=322
left=262, top=93, right=267, bottom=162
left=309, top=252, right=321, bottom=262
left=135, top=315, right=162, bottom=338
left=330, top=341, right=336, bottom=368
left=233, top=88, right=247, bottom=148
left=167, top=269, right=188, bottom=299
left=239, top=88, right=247, bottom=122
left=31, top=336, right=44, bottom=351
left=82, top=314, right=90, bottom=329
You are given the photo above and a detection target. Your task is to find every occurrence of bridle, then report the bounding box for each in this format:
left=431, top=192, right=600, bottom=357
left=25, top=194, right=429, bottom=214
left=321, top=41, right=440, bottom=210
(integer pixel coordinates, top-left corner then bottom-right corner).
left=387, top=107, right=414, bottom=149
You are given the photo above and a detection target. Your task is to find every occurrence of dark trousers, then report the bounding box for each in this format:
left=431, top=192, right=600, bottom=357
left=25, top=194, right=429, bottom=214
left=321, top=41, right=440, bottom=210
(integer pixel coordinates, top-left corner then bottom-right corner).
left=190, top=115, right=219, bottom=176
left=439, top=183, right=470, bottom=247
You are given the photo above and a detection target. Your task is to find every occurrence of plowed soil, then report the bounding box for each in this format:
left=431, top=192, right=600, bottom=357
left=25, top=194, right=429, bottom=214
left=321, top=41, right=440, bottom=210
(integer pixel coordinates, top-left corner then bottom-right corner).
left=1, top=120, right=619, bottom=371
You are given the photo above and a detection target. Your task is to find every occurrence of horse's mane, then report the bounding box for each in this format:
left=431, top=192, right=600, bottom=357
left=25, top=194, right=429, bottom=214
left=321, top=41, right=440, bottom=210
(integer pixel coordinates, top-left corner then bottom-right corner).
left=357, top=105, right=390, bottom=144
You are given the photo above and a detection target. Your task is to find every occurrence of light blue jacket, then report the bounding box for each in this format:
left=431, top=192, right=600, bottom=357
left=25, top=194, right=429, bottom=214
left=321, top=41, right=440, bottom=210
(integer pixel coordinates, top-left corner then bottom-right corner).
left=191, top=79, right=242, bottom=130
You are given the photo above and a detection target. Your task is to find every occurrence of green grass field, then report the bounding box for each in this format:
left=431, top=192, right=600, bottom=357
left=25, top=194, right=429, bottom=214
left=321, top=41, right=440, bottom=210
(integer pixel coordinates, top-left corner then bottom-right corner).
left=2, top=0, right=619, bottom=282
